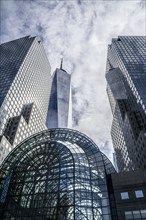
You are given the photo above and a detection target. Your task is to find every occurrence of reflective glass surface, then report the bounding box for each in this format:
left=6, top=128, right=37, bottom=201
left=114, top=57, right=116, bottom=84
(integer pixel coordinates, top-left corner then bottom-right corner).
left=120, top=192, right=129, bottom=200
left=135, top=190, right=144, bottom=198
left=106, top=36, right=146, bottom=172
left=0, top=36, right=52, bottom=163
left=0, top=128, right=115, bottom=220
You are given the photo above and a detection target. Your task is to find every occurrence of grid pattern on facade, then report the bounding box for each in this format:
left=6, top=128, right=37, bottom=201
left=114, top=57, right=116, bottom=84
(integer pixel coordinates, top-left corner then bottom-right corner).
left=46, top=68, right=71, bottom=129
left=0, top=129, right=115, bottom=220
left=0, top=36, right=52, bottom=163
left=106, top=36, right=146, bottom=172
left=0, top=36, right=34, bottom=107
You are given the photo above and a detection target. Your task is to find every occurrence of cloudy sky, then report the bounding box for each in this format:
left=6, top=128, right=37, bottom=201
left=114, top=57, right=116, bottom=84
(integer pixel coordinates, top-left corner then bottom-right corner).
left=1, top=0, right=145, bottom=163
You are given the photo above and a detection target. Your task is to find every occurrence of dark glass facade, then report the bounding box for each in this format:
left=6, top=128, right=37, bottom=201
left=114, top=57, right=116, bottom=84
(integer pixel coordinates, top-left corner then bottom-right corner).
left=106, top=36, right=146, bottom=172
left=0, top=36, right=52, bottom=163
left=107, top=170, right=146, bottom=220
left=0, top=128, right=115, bottom=220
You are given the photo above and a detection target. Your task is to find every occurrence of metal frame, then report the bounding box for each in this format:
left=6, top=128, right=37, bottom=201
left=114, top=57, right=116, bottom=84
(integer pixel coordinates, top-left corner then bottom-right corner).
left=0, top=128, right=115, bottom=220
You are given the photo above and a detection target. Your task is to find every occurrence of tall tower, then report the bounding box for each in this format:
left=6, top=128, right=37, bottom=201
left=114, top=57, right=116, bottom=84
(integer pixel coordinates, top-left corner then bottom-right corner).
left=105, top=36, right=146, bottom=172
left=46, top=59, right=72, bottom=129
left=0, top=36, right=52, bottom=163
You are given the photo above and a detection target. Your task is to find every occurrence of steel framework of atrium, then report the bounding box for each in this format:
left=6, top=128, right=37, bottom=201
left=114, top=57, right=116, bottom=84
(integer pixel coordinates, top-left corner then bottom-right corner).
left=0, top=128, right=115, bottom=220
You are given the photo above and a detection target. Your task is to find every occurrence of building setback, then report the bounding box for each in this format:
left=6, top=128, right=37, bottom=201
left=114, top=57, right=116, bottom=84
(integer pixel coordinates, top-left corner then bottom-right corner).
left=0, top=36, right=52, bottom=163
left=105, top=36, right=146, bottom=172
left=0, top=36, right=146, bottom=220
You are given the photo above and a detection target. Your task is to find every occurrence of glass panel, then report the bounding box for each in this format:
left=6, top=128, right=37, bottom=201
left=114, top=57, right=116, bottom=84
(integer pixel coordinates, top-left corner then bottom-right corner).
left=103, top=215, right=111, bottom=220
left=125, top=211, right=133, bottom=220
left=135, top=190, right=144, bottom=198
left=102, top=198, right=108, bottom=206
left=121, top=192, right=129, bottom=199
left=141, top=210, right=146, bottom=218
left=133, top=210, right=141, bottom=219
left=102, top=207, right=109, bottom=214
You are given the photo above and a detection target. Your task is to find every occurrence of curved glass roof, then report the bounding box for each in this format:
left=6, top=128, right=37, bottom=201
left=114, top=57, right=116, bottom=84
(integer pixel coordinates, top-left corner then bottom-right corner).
left=0, top=128, right=115, bottom=220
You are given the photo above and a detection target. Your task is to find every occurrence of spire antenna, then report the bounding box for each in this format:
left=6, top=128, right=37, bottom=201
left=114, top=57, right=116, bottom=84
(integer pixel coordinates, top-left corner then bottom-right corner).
left=60, top=58, right=63, bottom=70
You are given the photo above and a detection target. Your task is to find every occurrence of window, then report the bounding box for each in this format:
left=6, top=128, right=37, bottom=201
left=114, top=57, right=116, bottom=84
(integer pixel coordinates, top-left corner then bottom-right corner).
left=101, top=198, right=108, bottom=206
left=121, top=192, right=129, bottom=199
left=125, top=210, right=146, bottom=219
left=133, top=210, right=141, bottom=219
left=141, top=210, right=146, bottom=218
left=125, top=211, right=133, bottom=219
left=135, top=190, right=144, bottom=198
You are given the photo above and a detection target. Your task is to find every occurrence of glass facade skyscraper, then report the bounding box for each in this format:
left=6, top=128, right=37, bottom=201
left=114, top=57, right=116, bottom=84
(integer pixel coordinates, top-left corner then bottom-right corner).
left=46, top=64, right=72, bottom=129
left=0, top=128, right=115, bottom=220
left=106, top=36, right=146, bottom=172
left=0, top=36, right=52, bottom=163
left=1, top=35, right=146, bottom=220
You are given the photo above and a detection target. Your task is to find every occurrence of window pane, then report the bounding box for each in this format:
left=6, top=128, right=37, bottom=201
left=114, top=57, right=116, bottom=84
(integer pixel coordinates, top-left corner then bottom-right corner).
left=135, top=190, right=144, bottom=198
left=102, top=198, right=108, bottom=206
left=141, top=210, right=146, bottom=218
left=121, top=192, right=129, bottom=199
left=125, top=211, right=133, bottom=219
left=133, top=210, right=141, bottom=219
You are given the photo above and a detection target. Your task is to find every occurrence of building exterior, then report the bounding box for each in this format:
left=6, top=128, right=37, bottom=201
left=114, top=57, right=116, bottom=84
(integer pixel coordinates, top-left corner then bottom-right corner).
left=0, top=35, right=146, bottom=219
left=0, top=128, right=116, bottom=220
left=46, top=60, right=72, bottom=129
left=107, top=170, right=146, bottom=220
left=0, top=36, right=52, bottom=163
left=105, top=36, right=146, bottom=172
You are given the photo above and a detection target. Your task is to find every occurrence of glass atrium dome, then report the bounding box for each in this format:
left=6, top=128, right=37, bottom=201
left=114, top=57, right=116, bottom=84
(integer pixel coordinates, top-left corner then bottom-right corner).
left=0, top=129, right=115, bottom=220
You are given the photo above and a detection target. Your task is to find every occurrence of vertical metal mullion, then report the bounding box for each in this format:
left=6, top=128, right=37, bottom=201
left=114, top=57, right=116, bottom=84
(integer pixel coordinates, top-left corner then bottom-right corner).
left=56, top=144, right=61, bottom=220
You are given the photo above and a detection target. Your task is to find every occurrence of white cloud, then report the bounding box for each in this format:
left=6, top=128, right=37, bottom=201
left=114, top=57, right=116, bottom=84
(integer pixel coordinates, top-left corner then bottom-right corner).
left=1, top=0, right=145, bottom=163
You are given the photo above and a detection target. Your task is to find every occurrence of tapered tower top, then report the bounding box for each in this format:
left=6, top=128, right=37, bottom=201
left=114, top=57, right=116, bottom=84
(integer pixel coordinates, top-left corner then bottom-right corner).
left=60, top=58, right=63, bottom=70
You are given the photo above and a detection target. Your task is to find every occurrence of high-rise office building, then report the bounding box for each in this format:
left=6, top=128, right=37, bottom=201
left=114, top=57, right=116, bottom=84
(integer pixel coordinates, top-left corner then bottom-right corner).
left=46, top=60, right=72, bottom=129
left=0, top=35, right=146, bottom=220
left=0, top=36, right=52, bottom=163
left=105, top=36, right=146, bottom=172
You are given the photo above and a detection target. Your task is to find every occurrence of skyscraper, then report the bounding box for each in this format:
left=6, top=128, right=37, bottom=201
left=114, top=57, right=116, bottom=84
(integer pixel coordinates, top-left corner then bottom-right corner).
left=46, top=60, right=72, bottom=129
left=0, top=35, right=146, bottom=220
left=0, top=36, right=52, bottom=163
left=105, top=36, right=146, bottom=172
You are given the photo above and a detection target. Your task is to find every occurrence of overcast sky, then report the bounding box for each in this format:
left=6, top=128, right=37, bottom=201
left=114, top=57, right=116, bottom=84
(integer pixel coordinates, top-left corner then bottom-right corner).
left=1, top=0, right=145, bottom=163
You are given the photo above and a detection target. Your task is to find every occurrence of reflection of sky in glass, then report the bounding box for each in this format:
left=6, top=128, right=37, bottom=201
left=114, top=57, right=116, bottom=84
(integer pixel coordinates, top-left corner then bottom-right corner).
left=1, top=0, right=145, bottom=162
left=0, top=129, right=115, bottom=219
